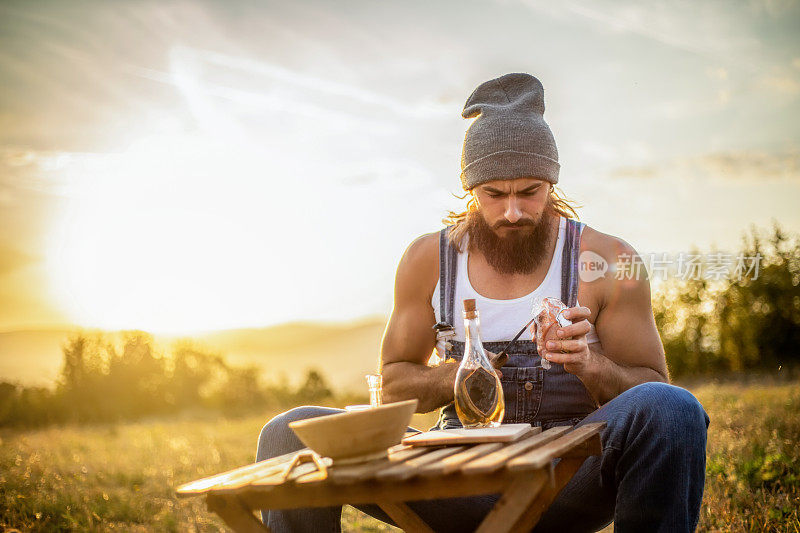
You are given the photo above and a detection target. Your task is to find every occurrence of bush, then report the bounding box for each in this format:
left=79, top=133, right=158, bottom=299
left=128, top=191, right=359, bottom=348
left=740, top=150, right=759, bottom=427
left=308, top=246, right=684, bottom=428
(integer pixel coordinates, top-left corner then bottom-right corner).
left=654, top=223, right=800, bottom=378
left=0, top=332, right=337, bottom=428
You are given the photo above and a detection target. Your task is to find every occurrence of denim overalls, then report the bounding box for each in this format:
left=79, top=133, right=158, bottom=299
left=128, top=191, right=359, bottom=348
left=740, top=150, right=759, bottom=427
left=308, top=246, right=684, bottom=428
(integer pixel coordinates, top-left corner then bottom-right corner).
left=435, top=218, right=598, bottom=430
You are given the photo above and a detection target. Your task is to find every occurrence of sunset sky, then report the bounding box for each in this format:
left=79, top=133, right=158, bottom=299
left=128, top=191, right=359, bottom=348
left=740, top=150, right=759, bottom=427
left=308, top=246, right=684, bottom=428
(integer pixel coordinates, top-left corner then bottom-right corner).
left=1, top=0, right=799, bottom=333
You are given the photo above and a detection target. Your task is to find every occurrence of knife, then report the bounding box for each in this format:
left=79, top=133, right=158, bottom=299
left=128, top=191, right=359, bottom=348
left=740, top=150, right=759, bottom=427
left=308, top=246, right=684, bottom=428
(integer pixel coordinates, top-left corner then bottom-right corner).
left=494, top=317, right=537, bottom=368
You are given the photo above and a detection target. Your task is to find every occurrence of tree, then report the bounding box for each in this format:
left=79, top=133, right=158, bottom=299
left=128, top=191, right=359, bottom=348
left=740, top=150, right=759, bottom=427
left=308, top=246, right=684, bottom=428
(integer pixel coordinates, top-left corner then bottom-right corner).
left=653, top=223, right=800, bottom=378
left=295, top=369, right=333, bottom=403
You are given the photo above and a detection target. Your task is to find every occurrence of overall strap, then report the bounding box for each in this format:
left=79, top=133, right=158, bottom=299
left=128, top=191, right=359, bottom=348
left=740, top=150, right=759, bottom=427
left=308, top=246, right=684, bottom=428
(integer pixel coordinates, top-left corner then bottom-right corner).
left=561, top=218, right=586, bottom=308
left=437, top=226, right=459, bottom=328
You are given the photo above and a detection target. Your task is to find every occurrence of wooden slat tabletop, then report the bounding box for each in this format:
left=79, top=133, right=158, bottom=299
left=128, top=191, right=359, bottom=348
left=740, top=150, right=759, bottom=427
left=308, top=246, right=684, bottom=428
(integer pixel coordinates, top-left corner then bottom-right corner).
left=459, top=426, right=572, bottom=475
left=375, top=446, right=468, bottom=482
left=329, top=445, right=431, bottom=484
left=506, top=424, right=604, bottom=471
left=176, top=449, right=299, bottom=496
left=416, top=442, right=504, bottom=477
left=176, top=422, right=606, bottom=498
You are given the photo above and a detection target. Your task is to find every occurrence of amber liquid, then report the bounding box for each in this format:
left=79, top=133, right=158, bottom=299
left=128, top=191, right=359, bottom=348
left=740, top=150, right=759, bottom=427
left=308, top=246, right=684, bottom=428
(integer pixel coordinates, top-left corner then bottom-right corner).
left=454, top=366, right=505, bottom=428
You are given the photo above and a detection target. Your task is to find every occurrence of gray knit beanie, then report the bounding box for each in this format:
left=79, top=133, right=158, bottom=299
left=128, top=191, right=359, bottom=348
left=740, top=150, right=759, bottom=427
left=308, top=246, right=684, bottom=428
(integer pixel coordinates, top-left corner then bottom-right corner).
left=460, top=73, right=560, bottom=190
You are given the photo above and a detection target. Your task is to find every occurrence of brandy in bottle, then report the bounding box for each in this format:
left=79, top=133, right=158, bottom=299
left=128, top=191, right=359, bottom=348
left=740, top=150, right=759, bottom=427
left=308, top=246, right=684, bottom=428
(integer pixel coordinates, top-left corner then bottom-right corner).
left=454, top=299, right=505, bottom=428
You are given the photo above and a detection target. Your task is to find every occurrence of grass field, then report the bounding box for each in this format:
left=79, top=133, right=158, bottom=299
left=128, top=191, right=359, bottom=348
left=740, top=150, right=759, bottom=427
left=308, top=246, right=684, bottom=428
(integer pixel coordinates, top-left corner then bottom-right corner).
left=1, top=378, right=799, bottom=532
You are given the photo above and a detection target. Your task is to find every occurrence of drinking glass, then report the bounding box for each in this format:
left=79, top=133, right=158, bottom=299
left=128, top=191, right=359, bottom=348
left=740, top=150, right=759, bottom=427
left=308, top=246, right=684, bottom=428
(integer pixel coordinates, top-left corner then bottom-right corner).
left=366, top=373, right=383, bottom=407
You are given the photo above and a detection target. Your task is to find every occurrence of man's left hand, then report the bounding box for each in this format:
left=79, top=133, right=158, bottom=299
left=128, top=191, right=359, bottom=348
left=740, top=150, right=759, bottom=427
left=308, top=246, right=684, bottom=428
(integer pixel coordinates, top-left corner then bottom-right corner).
left=541, top=306, right=599, bottom=376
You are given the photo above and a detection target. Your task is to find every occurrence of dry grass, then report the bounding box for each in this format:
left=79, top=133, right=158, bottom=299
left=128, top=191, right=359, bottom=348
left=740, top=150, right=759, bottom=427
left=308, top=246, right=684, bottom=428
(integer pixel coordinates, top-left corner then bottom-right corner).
left=697, top=380, right=799, bottom=532
left=1, top=379, right=798, bottom=532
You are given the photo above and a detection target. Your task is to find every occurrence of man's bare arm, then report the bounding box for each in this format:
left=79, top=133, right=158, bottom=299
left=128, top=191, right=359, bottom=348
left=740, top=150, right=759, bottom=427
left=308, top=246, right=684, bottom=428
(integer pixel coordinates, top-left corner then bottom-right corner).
left=380, top=234, right=458, bottom=413
left=543, top=239, right=669, bottom=405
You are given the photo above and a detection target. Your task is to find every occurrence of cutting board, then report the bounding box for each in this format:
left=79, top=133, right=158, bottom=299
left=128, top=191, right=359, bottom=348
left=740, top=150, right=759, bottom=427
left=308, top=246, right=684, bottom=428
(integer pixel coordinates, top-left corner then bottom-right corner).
left=402, top=423, right=535, bottom=446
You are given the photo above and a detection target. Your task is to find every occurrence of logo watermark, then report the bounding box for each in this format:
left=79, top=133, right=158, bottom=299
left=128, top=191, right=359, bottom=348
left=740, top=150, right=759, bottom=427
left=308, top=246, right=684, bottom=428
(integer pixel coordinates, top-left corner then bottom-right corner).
left=579, top=251, right=762, bottom=282
left=578, top=251, right=608, bottom=282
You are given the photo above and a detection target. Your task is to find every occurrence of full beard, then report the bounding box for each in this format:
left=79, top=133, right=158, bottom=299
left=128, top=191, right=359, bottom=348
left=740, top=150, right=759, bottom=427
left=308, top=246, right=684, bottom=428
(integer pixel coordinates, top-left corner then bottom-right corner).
left=466, top=206, right=556, bottom=275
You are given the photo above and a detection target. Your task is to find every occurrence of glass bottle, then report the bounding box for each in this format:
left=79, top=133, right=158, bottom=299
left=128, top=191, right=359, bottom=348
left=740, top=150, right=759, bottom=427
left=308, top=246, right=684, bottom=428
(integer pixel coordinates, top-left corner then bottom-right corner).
left=454, top=299, right=505, bottom=428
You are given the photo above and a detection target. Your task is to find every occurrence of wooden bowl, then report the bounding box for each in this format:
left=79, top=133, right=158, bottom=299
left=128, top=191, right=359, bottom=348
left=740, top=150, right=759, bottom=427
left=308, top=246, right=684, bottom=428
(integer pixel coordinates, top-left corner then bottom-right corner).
left=289, top=399, right=418, bottom=463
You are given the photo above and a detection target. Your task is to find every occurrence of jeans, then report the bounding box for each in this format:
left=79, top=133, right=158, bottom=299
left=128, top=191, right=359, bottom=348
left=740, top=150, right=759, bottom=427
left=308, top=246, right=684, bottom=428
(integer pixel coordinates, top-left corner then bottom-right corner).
left=256, top=382, right=710, bottom=532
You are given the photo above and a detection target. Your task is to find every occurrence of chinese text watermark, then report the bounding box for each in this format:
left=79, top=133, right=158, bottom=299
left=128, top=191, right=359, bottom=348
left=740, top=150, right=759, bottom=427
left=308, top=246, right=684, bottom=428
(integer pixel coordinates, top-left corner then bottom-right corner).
left=579, top=251, right=762, bottom=282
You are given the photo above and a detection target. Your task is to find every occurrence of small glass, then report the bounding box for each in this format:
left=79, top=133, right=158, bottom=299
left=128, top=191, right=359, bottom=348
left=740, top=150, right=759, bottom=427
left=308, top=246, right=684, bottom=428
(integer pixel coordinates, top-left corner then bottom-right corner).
left=366, top=373, right=383, bottom=407
left=532, top=297, right=572, bottom=370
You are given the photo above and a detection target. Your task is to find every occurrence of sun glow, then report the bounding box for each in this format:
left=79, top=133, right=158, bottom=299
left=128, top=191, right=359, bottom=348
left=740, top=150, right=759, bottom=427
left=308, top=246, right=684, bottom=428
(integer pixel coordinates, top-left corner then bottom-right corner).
left=45, top=130, right=282, bottom=333
left=42, top=47, right=334, bottom=333
left=41, top=46, right=443, bottom=333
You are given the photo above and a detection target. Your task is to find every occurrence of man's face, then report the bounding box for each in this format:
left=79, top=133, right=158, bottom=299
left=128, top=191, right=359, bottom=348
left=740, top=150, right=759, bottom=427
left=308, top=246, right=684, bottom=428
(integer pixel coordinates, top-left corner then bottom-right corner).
left=465, top=177, right=555, bottom=275
left=472, top=177, right=551, bottom=234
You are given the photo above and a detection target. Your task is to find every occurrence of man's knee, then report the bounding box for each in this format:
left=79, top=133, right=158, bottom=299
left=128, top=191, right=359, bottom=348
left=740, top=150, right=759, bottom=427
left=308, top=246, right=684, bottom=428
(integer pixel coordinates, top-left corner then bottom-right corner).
left=257, top=406, right=341, bottom=460
left=623, top=382, right=710, bottom=435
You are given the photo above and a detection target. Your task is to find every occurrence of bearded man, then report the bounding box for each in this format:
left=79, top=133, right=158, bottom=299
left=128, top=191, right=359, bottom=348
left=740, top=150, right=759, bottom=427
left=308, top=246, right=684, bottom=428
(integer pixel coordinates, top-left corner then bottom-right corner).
left=256, top=73, right=710, bottom=532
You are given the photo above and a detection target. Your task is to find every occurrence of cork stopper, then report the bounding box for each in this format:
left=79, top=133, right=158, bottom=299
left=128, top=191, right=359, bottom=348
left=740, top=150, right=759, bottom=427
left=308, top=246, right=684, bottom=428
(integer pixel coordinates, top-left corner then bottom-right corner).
left=463, top=298, right=478, bottom=319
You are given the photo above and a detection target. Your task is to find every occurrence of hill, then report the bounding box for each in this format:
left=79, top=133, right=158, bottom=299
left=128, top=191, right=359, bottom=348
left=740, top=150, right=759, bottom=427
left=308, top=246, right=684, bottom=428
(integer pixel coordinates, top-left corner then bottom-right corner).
left=0, top=328, right=74, bottom=386
left=0, top=318, right=389, bottom=392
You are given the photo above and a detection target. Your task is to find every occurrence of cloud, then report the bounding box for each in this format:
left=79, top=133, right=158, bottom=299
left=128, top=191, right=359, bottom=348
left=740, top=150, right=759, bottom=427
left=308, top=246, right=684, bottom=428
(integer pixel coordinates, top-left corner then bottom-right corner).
left=579, top=140, right=653, bottom=165
left=608, top=165, right=660, bottom=180
left=0, top=146, right=82, bottom=199
left=645, top=91, right=734, bottom=120
left=759, top=75, right=800, bottom=94
left=757, top=66, right=800, bottom=95
left=609, top=148, right=800, bottom=181
left=515, top=0, right=763, bottom=63
left=698, top=149, right=800, bottom=179
left=706, top=66, right=729, bottom=81
left=0, top=0, right=466, bottom=154
left=191, top=49, right=452, bottom=119
left=747, top=0, right=800, bottom=18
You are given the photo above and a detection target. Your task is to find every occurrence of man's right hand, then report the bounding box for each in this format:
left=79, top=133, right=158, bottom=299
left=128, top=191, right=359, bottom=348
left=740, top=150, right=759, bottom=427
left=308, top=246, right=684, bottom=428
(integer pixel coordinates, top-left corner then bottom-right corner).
left=485, top=350, right=505, bottom=378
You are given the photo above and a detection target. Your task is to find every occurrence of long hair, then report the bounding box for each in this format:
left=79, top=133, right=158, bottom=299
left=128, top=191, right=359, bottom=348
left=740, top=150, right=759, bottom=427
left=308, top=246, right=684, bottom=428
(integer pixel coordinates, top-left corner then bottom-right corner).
left=442, top=185, right=581, bottom=251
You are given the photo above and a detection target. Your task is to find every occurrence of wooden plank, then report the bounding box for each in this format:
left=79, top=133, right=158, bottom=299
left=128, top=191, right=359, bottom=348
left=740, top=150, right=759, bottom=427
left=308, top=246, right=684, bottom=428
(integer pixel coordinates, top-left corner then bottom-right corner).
left=246, top=457, right=333, bottom=488
left=378, top=502, right=436, bottom=533
left=506, top=422, right=606, bottom=471
left=417, top=442, right=504, bottom=477
left=510, top=458, right=585, bottom=531
left=474, top=469, right=549, bottom=533
left=236, top=470, right=515, bottom=510
left=217, top=453, right=330, bottom=491
left=460, top=426, right=572, bottom=475
left=330, top=446, right=432, bottom=484
left=207, top=494, right=270, bottom=532
left=402, top=424, right=535, bottom=446
left=181, top=443, right=415, bottom=496
left=212, top=463, right=287, bottom=491
left=177, top=450, right=300, bottom=497
left=375, top=446, right=468, bottom=482
left=561, top=433, right=603, bottom=458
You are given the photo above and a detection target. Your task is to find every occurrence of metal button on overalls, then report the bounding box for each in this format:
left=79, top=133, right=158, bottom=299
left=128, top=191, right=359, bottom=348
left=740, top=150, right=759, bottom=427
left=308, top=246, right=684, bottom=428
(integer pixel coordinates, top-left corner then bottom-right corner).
left=524, top=381, right=534, bottom=391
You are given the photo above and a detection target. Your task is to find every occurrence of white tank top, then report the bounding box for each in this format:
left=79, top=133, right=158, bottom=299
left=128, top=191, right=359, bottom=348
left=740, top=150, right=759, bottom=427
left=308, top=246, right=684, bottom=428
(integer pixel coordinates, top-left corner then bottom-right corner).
left=431, top=217, right=599, bottom=358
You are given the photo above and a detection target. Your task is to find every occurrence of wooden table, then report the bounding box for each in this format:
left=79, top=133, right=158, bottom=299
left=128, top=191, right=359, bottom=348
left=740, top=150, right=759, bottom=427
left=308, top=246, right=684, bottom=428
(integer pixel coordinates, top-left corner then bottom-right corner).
left=176, top=422, right=606, bottom=533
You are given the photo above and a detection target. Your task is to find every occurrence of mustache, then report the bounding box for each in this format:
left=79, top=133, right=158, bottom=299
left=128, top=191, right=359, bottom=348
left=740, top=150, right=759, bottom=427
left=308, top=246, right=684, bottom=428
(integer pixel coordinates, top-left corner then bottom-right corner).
left=493, top=219, right=536, bottom=229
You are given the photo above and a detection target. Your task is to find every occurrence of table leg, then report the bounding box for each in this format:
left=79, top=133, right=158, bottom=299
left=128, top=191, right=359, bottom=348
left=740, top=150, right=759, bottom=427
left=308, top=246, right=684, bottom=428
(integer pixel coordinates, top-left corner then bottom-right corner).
left=510, top=457, right=586, bottom=531
left=377, top=501, right=436, bottom=533
left=207, top=493, right=271, bottom=533
left=474, top=469, right=549, bottom=533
